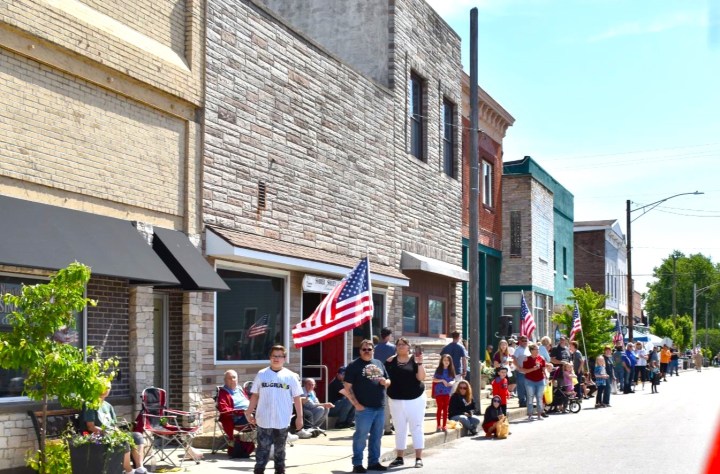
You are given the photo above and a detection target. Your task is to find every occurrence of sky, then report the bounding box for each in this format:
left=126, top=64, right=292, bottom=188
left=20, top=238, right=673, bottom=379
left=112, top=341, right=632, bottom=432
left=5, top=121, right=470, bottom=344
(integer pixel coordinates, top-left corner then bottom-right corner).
left=426, top=0, right=720, bottom=295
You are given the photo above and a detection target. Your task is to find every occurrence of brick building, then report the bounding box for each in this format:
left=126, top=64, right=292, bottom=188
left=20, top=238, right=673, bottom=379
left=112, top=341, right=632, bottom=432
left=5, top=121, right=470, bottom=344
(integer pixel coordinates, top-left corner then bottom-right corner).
left=0, top=2, right=226, bottom=471
left=501, top=156, right=575, bottom=339
left=460, top=73, right=514, bottom=349
left=574, top=219, right=628, bottom=322
left=201, top=0, right=468, bottom=392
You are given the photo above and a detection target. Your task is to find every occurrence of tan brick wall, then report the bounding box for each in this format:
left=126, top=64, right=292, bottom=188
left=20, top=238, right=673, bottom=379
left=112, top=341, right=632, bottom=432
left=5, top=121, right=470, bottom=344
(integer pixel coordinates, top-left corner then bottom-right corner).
left=1, top=0, right=204, bottom=104
left=0, top=48, right=187, bottom=218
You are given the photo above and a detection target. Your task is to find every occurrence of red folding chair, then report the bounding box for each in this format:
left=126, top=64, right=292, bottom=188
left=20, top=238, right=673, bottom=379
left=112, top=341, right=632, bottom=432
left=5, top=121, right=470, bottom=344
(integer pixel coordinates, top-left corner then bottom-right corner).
left=212, top=381, right=256, bottom=456
left=135, top=387, right=203, bottom=468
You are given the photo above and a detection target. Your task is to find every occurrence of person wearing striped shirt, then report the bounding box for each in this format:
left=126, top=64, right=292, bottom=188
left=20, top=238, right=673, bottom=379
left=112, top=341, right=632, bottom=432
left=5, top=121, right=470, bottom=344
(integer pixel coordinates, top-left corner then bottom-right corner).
left=246, top=345, right=304, bottom=474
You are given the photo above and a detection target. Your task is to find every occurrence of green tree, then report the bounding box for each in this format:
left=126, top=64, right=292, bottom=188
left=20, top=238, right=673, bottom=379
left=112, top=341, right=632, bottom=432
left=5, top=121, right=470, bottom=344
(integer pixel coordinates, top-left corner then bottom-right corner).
left=651, top=314, right=693, bottom=350
left=696, top=329, right=720, bottom=358
left=0, top=263, right=118, bottom=473
left=645, top=252, right=720, bottom=326
left=551, top=285, right=615, bottom=359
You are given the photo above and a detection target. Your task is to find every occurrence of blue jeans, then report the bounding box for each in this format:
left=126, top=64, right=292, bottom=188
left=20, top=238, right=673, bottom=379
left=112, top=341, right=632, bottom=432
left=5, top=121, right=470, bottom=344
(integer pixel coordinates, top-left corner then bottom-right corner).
left=524, top=379, right=545, bottom=415
left=352, top=406, right=384, bottom=467
left=328, top=397, right=355, bottom=425
left=602, top=380, right=611, bottom=405
left=515, top=372, right=527, bottom=406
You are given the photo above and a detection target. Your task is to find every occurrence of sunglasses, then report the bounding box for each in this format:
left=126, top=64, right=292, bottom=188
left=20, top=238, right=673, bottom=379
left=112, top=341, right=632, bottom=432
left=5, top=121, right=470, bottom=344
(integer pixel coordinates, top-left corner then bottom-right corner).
left=361, top=348, right=373, bottom=352
left=458, top=386, right=468, bottom=390
left=271, top=355, right=285, bottom=359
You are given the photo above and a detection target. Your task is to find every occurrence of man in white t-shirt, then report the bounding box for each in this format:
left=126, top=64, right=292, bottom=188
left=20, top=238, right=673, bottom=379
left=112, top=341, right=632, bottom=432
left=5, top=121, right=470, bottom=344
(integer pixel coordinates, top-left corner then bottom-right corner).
left=246, top=345, right=304, bottom=474
left=634, top=342, right=649, bottom=390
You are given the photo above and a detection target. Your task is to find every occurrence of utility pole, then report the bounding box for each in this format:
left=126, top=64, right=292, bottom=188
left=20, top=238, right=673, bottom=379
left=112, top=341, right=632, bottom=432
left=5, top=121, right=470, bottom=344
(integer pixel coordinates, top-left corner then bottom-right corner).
left=468, top=7, right=481, bottom=408
left=626, top=199, right=633, bottom=340
left=672, top=254, right=677, bottom=317
left=705, top=301, right=709, bottom=348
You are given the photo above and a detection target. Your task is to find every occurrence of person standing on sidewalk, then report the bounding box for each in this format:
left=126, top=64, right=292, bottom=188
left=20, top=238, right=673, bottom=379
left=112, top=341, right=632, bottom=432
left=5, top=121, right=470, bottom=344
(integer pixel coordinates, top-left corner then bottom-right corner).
left=344, top=339, right=391, bottom=473
left=441, top=331, right=468, bottom=379
left=246, top=345, right=304, bottom=474
left=432, top=354, right=456, bottom=431
left=512, top=335, right=530, bottom=408
left=601, top=346, right=614, bottom=405
left=385, top=337, right=426, bottom=469
left=522, top=343, right=547, bottom=421
left=373, top=327, right=396, bottom=435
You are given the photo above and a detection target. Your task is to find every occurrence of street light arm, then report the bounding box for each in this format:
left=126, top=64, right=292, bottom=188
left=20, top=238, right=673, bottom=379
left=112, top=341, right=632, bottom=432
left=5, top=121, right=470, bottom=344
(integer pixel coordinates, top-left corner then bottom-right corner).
left=630, top=191, right=703, bottom=223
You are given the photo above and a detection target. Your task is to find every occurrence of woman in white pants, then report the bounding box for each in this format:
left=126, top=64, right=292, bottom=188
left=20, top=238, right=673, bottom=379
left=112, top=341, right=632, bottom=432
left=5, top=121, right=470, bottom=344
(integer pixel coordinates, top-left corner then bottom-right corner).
left=384, top=337, right=427, bottom=468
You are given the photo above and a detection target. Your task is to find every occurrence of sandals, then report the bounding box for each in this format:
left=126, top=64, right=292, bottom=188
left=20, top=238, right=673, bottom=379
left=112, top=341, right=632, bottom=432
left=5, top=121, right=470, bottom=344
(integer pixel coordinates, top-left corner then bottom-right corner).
left=389, top=458, right=404, bottom=467
left=415, top=459, right=423, bottom=468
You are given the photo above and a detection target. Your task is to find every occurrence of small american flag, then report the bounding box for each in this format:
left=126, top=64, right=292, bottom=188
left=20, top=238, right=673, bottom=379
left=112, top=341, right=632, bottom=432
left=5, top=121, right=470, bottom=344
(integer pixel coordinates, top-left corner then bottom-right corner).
left=569, top=303, right=582, bottom=341
left=612, top=318, right=624, bottom=346
left=520, top=292, right=536, bottom=339
left=292, top=257, right=373, bottom=348
left=247, top=314, right=269, bottom=338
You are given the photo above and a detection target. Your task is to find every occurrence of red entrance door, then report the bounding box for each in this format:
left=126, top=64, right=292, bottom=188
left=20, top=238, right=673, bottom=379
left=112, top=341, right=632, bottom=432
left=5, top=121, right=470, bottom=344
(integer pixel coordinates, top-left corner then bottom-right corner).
left=301, top=292, right=344, bottom=402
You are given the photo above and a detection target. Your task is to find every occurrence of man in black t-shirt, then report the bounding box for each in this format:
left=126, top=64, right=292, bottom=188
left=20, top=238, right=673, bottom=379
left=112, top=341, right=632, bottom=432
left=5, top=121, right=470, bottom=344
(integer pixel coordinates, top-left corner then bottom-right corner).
left=344, top=339, right=390, bottom=472
left=550, top=336, right=571, bottom=366
left=328, top=366, right=355, bottom=428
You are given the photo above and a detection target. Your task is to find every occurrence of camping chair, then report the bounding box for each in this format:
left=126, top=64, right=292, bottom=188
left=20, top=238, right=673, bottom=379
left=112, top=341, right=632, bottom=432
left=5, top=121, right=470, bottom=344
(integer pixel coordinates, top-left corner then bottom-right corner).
left=135, top=387, right=203, bottom=468
left=212, top=381, right=257, bottom=456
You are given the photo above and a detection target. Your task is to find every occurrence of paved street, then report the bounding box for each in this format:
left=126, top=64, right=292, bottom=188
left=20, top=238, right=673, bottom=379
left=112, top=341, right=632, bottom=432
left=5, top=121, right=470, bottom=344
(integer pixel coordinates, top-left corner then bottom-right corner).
left=422, top=368, right=719, bottom=474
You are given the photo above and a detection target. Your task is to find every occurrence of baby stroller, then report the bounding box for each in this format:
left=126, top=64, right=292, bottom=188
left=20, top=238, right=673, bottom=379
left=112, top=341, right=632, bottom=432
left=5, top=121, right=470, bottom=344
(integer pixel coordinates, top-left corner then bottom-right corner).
left=545, top=367, right=581, bottom=414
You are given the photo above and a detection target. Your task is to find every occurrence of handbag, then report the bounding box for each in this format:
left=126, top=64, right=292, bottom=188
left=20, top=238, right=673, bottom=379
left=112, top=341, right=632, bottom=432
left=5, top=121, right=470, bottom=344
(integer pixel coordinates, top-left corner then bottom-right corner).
left=496, top=415, right=509, bottom=439
left=543, top=382, right=553, bottom=405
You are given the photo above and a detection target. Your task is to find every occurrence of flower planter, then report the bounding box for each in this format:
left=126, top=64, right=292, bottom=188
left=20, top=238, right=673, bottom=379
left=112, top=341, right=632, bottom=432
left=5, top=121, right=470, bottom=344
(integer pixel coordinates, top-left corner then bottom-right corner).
left=69, top=443, right=125, bottom=474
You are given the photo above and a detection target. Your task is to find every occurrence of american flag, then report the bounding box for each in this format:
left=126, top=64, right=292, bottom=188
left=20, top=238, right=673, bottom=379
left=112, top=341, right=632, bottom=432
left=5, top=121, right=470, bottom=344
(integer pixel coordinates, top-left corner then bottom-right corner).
left=292, top=257, right=373, bottom=348
left=520, top=292, right=536, bottom=339
left=247, top=314, right=269, bottom=338
left=612, top=318, right=624, bottom=346
left=569, top=303, right=582, bottom=341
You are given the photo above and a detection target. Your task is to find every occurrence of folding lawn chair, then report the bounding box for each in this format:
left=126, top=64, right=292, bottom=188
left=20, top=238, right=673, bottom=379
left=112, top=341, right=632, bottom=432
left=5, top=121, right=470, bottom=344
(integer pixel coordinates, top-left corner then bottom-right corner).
left=135, top=387, right=203, bottom=468
left=212, top=381, right=257, bottom=456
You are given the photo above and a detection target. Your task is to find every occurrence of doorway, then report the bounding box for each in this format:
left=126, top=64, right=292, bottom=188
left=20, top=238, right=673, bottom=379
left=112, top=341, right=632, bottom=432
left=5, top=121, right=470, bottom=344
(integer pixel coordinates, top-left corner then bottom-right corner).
left=152, top=293, right=169, bottom=391
left=301, top=292, right=344, bottom=402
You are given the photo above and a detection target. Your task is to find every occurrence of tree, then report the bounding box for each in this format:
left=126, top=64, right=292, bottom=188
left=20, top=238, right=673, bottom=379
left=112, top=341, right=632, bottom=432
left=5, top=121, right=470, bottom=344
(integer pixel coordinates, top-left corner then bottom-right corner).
left=651, top=314, right=693, bottom=350
left=645, top=252, right=720, bottom=324
left=696, top=329, right=720, bottom=358
left=551, top=285, right=615, bottom=359
left=0, top=263, right=118, bottom=473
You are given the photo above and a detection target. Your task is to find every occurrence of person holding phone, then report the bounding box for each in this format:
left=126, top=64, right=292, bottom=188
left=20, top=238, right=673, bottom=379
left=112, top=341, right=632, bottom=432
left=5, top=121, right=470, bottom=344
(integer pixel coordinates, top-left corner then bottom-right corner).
left=385, top=337, right=426, bottom=468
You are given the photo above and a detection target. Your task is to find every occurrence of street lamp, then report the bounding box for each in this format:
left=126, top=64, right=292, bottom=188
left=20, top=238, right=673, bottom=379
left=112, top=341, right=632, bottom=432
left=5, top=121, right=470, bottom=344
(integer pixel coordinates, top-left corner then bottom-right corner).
left=693, top=282, right=720, bottom=349
left=626, top=191, right=703, bottom=340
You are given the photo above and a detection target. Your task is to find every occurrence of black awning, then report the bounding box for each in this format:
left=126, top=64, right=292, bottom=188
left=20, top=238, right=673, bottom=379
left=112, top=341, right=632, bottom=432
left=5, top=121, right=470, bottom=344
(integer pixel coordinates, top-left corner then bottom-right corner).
left=152, top=227, right=229, bottom=291
left=0, top=195, right=180, bottom=285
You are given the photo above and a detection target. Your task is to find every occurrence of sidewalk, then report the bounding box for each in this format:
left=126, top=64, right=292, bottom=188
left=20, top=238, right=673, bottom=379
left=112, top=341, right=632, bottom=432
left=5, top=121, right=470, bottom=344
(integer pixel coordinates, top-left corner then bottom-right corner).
left=154, top=386, right=526, bottom=473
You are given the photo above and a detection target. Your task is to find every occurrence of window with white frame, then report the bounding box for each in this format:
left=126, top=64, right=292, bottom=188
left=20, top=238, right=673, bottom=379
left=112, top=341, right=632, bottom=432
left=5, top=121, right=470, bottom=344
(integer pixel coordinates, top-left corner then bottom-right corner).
left=215, top=268, right=286, bottom=362
left=482, top=161, right=493, bottom=206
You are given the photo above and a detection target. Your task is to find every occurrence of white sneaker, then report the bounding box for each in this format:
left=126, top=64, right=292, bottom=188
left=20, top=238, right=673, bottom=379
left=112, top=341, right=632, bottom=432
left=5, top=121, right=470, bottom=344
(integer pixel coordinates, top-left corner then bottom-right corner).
left=135, top=468, right=148, bottom=474
left=286, top=433, right=299, bottom=444
left=296, top=429, right=313, bottom=439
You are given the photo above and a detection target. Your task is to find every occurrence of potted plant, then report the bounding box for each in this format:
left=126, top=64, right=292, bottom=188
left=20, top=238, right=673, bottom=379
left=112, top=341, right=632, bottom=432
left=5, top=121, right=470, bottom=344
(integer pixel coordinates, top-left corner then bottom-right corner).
left=0, top=263, right=118, bottom=473
left=66, top=429, right=135, bottom=474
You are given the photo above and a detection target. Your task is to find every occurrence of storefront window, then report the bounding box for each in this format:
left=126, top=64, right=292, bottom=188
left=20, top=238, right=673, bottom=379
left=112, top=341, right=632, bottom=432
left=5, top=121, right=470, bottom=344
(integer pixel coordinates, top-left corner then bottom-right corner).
left=0, top=274, right=83, bottom=400
left=215, top=269, right=285, bottom=362
left=428, top=298, right=446, bottom=335
left=402, top=294, right=419, bottom=334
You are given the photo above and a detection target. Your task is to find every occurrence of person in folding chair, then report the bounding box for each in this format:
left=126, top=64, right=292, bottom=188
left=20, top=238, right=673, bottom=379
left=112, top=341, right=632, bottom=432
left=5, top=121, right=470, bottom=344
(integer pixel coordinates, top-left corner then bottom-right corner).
left=82, top=382, right=147, bottom=474
left=218, top=369, right=254, bottom=456
left=299, top=378, right=332, bottom=438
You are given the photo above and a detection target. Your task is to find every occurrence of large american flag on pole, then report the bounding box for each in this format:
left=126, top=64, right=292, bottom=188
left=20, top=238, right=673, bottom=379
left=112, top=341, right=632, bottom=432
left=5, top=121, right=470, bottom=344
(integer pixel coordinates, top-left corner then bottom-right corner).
left=292, top=257, right=373, bottom=348
left=520, top=292, right=536, bottom=339
left=612, top=318, right=624, bottom=346
left=569, top=303, right=582, bottom=341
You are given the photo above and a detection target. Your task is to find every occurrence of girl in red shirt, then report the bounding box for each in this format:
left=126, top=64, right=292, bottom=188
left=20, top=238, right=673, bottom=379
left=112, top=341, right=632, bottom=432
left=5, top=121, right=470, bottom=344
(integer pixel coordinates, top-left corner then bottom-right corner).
left=491, top=366, right=509, bottom=415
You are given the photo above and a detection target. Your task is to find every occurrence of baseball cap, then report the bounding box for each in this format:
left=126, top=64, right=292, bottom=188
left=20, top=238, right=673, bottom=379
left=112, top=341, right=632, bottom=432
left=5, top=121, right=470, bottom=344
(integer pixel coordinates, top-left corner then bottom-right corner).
left=337, top=366, right=346, bottom=374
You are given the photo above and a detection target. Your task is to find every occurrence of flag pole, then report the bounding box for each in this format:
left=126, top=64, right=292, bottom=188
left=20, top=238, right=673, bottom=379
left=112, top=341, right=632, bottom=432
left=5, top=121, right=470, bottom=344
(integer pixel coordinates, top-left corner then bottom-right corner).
left=365, top=248, right=373, bottom=344
left=576, top=304, right=589, bottom=372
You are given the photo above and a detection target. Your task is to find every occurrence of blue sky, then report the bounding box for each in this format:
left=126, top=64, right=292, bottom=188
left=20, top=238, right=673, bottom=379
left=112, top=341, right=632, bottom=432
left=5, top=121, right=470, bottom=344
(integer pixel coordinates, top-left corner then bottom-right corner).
left=427, top=0, right=720, bottom=296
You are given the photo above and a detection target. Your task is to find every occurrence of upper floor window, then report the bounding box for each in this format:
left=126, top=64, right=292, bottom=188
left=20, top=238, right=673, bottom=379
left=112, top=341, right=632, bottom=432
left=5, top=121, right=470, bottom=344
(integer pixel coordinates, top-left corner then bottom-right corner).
left=409, top=73, right=425, bottom=161
left=442, top=99, right=455, bottom=177
left=482, top=161, right=493, bottom=206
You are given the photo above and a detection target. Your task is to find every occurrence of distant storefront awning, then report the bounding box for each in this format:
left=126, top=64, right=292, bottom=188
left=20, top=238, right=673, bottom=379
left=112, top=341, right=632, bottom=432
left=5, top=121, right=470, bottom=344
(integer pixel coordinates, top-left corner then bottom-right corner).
left=400, top=251, right=469, bottom=282
left=0, top=195, right=179, bottom=285
left=152, top=227, right=229, bottom=291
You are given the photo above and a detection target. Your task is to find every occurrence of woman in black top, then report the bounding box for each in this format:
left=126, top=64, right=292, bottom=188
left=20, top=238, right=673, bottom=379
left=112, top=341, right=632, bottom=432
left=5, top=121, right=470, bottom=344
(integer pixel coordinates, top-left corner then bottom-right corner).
left=385, top=337, right=426, bottom=468
left=448, top=380, right=481, bottom=436
left=481, top=395, right=503, bottom=437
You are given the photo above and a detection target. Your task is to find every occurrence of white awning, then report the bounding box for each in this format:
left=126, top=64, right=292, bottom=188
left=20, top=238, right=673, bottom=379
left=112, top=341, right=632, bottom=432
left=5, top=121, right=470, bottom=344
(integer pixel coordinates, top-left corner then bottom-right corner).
left=400, top=251, right=469, bottom=282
